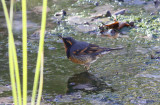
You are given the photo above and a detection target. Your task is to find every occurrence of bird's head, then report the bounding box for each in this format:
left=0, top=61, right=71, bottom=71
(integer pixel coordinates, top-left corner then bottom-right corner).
left=59, top=35, right=77, bottom=52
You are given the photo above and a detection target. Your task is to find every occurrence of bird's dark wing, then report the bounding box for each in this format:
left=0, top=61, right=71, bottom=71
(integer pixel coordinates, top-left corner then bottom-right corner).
left=73, top=44, right=110, bottom=56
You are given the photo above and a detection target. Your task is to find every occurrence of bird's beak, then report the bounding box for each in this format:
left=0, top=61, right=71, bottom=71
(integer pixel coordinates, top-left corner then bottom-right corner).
left=58, top=35, right=63, bottom=39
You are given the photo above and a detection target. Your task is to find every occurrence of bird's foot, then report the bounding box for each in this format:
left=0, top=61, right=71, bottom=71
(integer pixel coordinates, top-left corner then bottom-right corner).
left=84, top=64, right=90, bottom=70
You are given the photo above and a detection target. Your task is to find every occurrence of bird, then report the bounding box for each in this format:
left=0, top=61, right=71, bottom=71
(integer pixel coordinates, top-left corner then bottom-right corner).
left=59, top=35, right=123, bottom=70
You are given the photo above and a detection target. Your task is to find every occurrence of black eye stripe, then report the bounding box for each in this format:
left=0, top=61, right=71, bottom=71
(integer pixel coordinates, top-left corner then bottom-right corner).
left=66, top=40, right=72, bottom=45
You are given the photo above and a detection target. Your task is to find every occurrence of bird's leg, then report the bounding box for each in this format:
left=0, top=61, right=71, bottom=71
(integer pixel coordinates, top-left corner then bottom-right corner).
left=84, top=63, right=90, bottom=70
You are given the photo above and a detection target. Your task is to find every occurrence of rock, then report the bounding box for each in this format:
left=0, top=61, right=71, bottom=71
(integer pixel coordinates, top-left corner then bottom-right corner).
left=152, top=46, right=160, bottom=51
left=48, top=16, right=63, bottom=23
left=13, top=20, right=39, bottom=33
left=114, top=9, right=126, bottom=15
left=91, top=11, right=112, bottom=21
left=0, top=85, right=11, bottom=94
left=0, top=97, right=13, bottom=104
left=135, top=72, right=160, bottom=82
left=67, top=16, right=99, bottom=33
left=123, top=0, right=146, bottom=5
left=143, top=1, right=160, bottom=13
left=136, top=46, right=149, bottom=54
left=94, top=2, right=99, bottom=6
left=48, top=47, right=56, bottom=50
left=14, top=40, right=22, bottom=46
left=54, top=10, right=67, bottom=17
left=75, top=24, right=98, bottom=33
left=32, top=6, right=51, bottom=14
left=90, top=4, right=114, bottom=18
left=154, top=0, right=160, bottom=8
left=67, top=16, right=91, bottom=25
left=105, top=11, right=112, bottom=17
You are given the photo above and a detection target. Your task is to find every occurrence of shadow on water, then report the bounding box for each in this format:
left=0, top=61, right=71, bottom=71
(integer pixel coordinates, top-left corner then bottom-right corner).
left=66, top=71, right=114, bottom=94
left=51, top=71, right=115, bottom=104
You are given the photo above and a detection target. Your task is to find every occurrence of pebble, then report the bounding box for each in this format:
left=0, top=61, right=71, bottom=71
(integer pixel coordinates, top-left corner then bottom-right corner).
left=114, top=9, right=126, bottom=15
left=48, top=47, right=56, bottom=50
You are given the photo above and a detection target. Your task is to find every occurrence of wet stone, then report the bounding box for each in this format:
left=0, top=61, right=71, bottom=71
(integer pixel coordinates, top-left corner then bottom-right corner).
left=122, top=0, right=146, bottom=5
left=113, top=9, right=126, bottom=15
left=12, top=20, right=39, bottom=33
left=154, top=0, right=160, bottom=8
left=32, top=6, right=51, bottom=14
left=152, top=46, right=160, bottom=52
left=90, top=4, right=114, bottom=18
left=48, top=47, right=56, bottom=50
left=14, top=40, right=22, bottom=46
left=0, top=85, right=11, bottom=94
left=75, top=24, right=98, bottom=33
left=67, top=15, right=99, bottom=33
left=136, top=46, right=150, bottom=54
left=0, top=97, right=13, bottom=104
left=143, top=2, right=160, bottom=13
left=67, top=16, right=91, bottom=25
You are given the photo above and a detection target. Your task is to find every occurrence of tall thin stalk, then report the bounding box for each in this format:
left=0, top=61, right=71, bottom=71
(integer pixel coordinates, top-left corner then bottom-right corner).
left=1, top=0, right=18, bottom=104
left=36, top=51, right=44, bottom=105
left=10, top=0, right=22, bottom=105
left=31, top=0, right=47, bottom=104
left=22, top=0, right=28, bottom=104
left=2, top=0, right=47, bottom=104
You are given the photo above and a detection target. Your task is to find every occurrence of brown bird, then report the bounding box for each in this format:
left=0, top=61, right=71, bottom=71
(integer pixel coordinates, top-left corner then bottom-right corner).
left=59, top=35, right=123, bottom=70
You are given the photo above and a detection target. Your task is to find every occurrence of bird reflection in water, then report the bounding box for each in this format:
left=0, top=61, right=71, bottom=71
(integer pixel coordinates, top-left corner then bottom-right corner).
left=66, top=71, right=114, bottom=94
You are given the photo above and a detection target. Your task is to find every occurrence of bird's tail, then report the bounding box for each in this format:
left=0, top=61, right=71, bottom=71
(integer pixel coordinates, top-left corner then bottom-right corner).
left=98, top=47, right=123, bottom=56
left=107, top=47, right=123, bottom=51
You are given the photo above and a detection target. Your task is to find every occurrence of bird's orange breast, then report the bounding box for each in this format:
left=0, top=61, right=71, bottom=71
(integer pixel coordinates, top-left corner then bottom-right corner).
left=69, top=55, right=92, bottom=65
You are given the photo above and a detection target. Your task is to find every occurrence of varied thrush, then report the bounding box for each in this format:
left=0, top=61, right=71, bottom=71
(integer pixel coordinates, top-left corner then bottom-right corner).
left=59, top=35, right=123, bottom=70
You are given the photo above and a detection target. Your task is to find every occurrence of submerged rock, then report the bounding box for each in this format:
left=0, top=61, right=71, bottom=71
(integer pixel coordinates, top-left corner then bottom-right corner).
left=154, top=0, right=160, bottom=8
left=75, top=24, right=98, bottom=33
left=136, top=46, right=150, bottom=54
left=0, top=85, right=11, bottom=94
left=90, top=4, right=114, bottom=18
left=67, top=16, right=98, bottom=33
left=122, top=0, right=146, bottom=5
left=32, top=6, right=51, bottom=14
left=67, top=16, right=91, bottom=25
left=135, top=71, right=160, bottom=82
left=113, top=9, right=126, bottom=15
left=0, top=97, right=13, bottom=104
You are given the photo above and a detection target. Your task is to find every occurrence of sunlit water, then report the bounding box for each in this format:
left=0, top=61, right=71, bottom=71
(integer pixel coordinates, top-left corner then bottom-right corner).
left=0, top=0, right=160, bottom=104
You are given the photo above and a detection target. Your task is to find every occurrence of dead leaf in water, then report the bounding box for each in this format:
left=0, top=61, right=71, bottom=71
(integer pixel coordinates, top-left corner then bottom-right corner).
left=105, top=20, right=130, bottom=30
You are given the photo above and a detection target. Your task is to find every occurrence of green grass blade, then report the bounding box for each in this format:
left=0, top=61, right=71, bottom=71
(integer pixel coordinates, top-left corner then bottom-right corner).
left=31, top=0, right=48, bottom=104
left=1, top=0, right=18, bottom=104
left=10, top=0, right=22, bottom=105
left=22, top=0, right=28, bottom=104
left=36, top=51, right=44, bottom=105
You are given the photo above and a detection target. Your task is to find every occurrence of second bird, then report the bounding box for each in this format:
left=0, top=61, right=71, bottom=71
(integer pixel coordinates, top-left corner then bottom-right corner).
left=59, top=35, right=123, bottom=70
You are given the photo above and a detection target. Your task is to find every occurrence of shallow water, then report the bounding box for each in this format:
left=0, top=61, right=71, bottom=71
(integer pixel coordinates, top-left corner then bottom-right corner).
left=0, top=0, right=160, bottom=104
